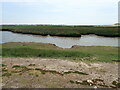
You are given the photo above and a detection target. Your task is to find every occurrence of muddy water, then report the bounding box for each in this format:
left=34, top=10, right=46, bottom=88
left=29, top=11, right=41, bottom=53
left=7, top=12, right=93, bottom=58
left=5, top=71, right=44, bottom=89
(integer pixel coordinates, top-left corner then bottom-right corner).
left=1, top=31, right=119, bottom=48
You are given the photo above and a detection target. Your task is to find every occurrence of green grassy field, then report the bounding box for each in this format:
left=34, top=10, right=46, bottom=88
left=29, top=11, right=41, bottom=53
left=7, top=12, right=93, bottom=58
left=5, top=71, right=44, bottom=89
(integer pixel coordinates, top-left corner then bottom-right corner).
left=1, top=42, right=119, bottom=62
left=1, top=25, right=119, bottom=37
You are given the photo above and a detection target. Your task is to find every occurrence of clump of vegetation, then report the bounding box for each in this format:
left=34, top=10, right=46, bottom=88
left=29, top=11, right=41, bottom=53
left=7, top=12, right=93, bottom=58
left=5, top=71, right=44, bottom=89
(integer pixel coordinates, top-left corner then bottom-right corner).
left=2, top=68, right=8, bottom=72
left=70, top=80, right=92, bottom=86
left=70, top=80, right=75, bottom=84
left=28, top=70, right=41, bottom=77
left=112, top=81, right=120, bottom=88
left=35, top=68, right=46, bottom=74
left=12, top=65, right=27, bottom=69
left=28, top=64, right=36, bottom=66
left=11, top=70, right=22, bottom=73
left=12, top=65, right=29, bottom=73
left=2, top=65, right=31, bottom=76
left=2, top=72, right=11, bottom=77
left=0, top=64, right=7, bottom=67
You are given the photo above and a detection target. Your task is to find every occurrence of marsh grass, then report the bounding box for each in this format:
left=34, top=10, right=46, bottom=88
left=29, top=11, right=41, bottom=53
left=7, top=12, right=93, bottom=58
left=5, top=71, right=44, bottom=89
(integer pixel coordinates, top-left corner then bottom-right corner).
left=2, top=48, right=91, bottom=60
left=2, top=42, right=118, bottom=62
left=1, top=25, right=119, bottom=37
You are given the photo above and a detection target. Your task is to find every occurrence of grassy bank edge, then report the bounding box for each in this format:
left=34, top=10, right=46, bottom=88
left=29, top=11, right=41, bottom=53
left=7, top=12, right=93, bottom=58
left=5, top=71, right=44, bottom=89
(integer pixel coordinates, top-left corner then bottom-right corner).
left=1, top=25, right=119, bottom=37
left=1, top=42, right=119, bottom=63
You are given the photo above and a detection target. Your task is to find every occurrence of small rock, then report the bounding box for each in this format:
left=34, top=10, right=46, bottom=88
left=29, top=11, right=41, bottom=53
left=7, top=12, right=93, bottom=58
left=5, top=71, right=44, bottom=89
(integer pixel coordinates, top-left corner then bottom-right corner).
left=94, top=86, right=97, bottom=89
left=76, top=80, right=81, bottom=83
left=87, top=80, right=93, bottom=83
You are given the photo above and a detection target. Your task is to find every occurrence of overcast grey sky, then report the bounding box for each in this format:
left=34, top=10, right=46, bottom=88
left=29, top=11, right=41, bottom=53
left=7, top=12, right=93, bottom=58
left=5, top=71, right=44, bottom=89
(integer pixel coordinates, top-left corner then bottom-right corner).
left=1, top=0, right=119, bottom=25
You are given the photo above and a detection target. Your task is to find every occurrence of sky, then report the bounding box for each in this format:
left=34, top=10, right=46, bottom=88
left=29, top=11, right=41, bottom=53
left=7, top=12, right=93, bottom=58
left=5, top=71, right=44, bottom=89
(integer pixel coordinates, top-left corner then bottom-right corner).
left=0, top=0, right=119, bottom=25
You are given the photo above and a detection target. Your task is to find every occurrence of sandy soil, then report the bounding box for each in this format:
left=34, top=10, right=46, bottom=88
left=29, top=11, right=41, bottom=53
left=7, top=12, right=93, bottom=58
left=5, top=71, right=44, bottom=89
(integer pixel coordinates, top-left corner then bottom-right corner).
left=1, top=57, right=119, bottom=88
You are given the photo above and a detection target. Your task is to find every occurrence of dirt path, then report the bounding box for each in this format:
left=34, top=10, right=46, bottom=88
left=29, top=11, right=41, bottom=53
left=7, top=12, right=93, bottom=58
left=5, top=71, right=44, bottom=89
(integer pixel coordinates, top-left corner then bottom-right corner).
left=1, top=57, right=119, bottom=88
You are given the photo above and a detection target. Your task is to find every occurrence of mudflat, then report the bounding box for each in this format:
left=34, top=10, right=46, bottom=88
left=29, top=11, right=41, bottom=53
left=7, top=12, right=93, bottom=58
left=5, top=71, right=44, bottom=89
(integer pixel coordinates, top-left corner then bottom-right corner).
left=1, top=57, right=118, bottom=88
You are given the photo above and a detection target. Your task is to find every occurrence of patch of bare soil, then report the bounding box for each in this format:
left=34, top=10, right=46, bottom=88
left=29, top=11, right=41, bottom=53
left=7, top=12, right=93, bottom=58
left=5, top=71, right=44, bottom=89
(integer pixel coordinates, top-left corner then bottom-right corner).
left=1, top=57, right=119, bottom=88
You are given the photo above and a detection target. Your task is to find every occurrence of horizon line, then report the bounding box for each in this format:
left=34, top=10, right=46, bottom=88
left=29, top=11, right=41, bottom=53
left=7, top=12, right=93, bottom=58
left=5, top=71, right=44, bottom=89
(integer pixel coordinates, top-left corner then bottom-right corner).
left=0, top=23, right=118, bottom=26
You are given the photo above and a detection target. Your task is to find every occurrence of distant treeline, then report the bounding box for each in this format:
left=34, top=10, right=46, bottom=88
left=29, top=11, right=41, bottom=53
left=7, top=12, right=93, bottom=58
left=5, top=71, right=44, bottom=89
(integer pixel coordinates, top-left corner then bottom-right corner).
left=1, top=25, right=119, bottom=37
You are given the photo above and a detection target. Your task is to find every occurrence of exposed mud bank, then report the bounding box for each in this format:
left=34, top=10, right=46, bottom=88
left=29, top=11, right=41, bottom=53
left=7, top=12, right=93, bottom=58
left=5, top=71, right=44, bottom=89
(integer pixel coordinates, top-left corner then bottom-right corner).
left=1, top=57, right=119, bottom=88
